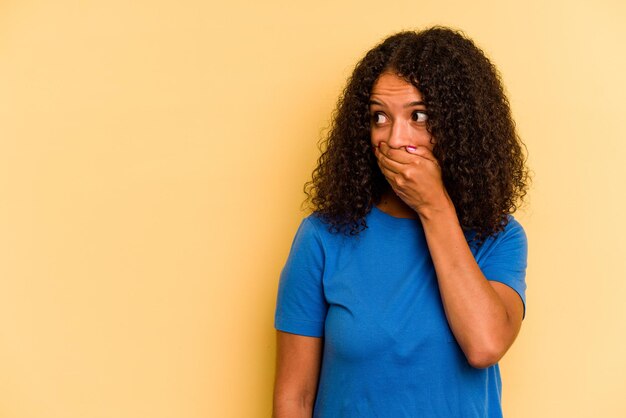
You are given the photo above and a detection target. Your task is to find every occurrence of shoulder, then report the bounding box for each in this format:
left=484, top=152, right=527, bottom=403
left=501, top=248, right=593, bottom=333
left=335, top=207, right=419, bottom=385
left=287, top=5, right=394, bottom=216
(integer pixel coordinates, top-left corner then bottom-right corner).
left=504, top=214, right=524, bottom=230
left=299, top=212, right=346, bottom=241
left=303, top=212, right=325, bottom=231
left=499, top=215, right=527, bottom=245
left=295, top=213, right=327, bottom=243
left=295, top=211, right=366, bottom=254
left=470, top=215, right=528, bottom=260
left=478, top=214, right=526, bottom=243
left=287, top=213, right=334, bottom=256
left=495, top=215, right=527, bottom=244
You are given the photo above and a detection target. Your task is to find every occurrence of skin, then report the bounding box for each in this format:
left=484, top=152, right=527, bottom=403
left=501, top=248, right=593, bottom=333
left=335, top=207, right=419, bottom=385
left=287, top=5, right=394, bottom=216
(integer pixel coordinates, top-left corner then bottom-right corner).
left=273, top=71, right=525, bottom=416
left=273, top=332, right=322, bottom=417
left=368, top=71, right=438, bottom=219
left=370, top=72, right=524, bottom=367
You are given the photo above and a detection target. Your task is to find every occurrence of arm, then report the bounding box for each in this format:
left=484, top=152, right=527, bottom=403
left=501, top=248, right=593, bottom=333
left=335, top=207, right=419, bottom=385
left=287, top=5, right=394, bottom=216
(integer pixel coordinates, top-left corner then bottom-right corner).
left=375, top=143, right=524, bottom=368
left=418, top=201, right=524, bottom=368
left=274, top=217, right=327, bottom=415
left=273, top=331, right=323, bottom=418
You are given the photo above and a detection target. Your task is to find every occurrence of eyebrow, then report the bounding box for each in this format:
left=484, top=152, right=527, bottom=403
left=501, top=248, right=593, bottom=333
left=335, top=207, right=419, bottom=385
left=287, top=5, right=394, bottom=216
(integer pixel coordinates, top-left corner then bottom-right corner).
left=368, top=99, right=426, bottom=108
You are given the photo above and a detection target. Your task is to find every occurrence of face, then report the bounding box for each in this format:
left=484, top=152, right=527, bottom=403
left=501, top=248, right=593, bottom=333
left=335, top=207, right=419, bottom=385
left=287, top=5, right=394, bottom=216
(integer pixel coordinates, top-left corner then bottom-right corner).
left=368, top=72, right=434, bottom=151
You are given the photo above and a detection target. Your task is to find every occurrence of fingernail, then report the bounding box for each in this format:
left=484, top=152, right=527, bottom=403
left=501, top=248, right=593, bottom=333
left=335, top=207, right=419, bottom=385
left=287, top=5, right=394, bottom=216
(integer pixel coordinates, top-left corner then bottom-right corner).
left=406, top=146, right=417, bottom=152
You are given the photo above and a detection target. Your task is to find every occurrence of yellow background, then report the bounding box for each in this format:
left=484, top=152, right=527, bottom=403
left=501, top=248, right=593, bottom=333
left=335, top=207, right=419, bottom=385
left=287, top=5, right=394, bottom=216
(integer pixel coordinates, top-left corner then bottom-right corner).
left=1, top=0, right=624, bottom=417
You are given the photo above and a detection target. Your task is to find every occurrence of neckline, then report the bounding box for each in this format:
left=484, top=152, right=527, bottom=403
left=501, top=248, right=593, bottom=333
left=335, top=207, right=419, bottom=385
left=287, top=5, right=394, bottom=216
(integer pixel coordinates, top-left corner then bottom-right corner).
left=370, top=205, right=423, bottom=227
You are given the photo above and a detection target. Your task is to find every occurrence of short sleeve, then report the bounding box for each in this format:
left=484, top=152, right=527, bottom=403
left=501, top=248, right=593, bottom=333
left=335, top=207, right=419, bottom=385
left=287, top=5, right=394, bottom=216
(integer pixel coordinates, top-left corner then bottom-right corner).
left=274, top=217, right=328, bottom=337
left=478, top=217, right=528, bottom=319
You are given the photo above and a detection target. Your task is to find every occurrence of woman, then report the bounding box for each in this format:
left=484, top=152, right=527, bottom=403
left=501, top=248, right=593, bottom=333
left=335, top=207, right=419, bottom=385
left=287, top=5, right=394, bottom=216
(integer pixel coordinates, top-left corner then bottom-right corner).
left=273, top=26, right=529, bottom=417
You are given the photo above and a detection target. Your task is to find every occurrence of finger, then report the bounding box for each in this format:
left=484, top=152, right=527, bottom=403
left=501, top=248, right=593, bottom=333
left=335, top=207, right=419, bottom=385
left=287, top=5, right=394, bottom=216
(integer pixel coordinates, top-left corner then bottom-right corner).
left=377, top=161, right=398, bottom=182
left=406, top=145, right=439, bottom=165
left=378, top=142, right=415, bottom=164
left=376, top=158, right=400, bottom=186
left=375, top=146, right=404, bottom=174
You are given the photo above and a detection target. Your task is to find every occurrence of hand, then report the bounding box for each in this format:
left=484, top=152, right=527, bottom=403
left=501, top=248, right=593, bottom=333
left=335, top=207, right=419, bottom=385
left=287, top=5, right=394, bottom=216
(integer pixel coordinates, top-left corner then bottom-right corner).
left=374, top=142, right=451, bottom=217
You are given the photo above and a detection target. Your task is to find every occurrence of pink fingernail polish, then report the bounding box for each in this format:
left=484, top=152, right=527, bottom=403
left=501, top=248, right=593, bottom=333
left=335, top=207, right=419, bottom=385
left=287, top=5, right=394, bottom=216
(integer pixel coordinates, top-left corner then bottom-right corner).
left=406, top=146, right=417, bottom=152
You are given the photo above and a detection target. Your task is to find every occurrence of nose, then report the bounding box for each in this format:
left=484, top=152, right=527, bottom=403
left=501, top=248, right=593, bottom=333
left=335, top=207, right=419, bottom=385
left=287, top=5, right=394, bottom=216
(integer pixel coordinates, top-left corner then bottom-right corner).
left=387, top=120, right=410, bottom=149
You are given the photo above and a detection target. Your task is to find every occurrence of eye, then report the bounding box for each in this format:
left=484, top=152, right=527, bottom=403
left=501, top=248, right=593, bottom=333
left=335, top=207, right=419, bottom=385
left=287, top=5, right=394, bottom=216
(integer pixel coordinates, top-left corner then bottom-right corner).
left=412, top=110, right=428, bottom=123
left=371, top=112, right=388, bottom=125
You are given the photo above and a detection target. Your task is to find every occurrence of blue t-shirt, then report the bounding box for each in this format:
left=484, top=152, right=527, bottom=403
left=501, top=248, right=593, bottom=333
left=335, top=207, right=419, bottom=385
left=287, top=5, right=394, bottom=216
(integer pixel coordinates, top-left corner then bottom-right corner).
left=274, top=206, right=528, bottom=417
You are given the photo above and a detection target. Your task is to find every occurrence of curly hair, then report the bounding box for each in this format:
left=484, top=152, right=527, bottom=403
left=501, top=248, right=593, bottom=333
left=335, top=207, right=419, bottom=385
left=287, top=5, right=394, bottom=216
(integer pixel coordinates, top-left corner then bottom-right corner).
left=304, top=26, right=529, bottom=243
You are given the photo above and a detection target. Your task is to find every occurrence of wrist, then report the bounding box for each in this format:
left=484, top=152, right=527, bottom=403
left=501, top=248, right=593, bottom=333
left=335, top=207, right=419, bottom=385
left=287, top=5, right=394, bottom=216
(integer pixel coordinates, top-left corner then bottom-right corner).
left=416, top=193, right=457, bottom=223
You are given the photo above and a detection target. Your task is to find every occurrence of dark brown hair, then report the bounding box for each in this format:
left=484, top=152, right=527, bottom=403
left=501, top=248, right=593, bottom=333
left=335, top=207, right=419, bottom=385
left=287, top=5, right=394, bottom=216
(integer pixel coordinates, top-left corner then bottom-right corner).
left=304, top=26, right=529, bottom=243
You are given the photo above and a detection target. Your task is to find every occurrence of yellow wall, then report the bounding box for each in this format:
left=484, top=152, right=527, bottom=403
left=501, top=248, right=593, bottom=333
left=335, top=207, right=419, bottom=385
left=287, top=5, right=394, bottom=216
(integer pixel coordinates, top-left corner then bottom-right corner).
left=1, top=0, right=624, bottom=417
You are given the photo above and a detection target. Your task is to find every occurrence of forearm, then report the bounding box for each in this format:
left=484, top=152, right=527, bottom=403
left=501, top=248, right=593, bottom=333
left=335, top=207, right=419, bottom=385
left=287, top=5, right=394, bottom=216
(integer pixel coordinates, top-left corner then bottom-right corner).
left=273, top=396, right=314, bottom=418
left=418, top=198, right=513, bottom=368
left=273, top=331, right=321, bottom=417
